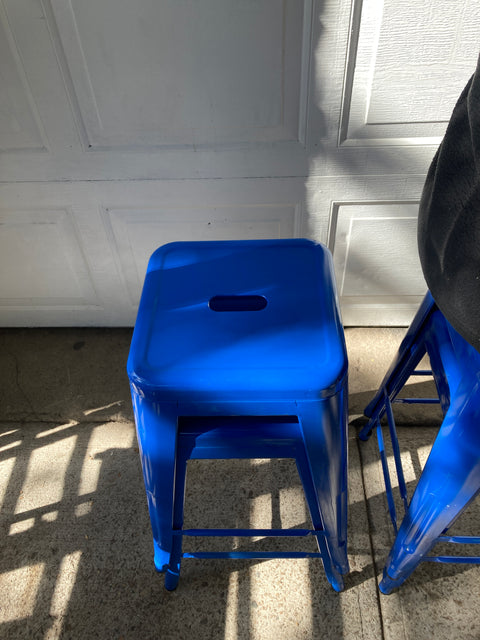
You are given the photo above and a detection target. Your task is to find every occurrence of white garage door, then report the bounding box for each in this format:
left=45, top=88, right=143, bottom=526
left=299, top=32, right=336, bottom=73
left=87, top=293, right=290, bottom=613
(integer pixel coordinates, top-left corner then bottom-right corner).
left=0, top=0, right=478, bottom=326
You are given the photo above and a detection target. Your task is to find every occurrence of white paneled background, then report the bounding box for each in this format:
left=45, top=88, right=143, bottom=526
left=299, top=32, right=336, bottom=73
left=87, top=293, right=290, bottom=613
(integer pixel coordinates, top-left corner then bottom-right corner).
left=0, top=0, right=478, bottom=326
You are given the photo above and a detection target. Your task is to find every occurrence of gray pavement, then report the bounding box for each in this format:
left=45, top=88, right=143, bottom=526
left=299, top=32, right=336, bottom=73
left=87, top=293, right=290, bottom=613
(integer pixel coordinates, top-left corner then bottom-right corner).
left=0, top=327, right=478, bottom=639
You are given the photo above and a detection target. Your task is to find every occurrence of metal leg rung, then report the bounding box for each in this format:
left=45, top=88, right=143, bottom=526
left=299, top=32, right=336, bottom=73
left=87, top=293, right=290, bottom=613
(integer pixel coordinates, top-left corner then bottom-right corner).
left=182, top=551, right=325, bottom=560
left=392, top=398, right=440, bottom=404
left=176, top=528, right=324, bottom=538
left=424, top=555, right=480, bottom=564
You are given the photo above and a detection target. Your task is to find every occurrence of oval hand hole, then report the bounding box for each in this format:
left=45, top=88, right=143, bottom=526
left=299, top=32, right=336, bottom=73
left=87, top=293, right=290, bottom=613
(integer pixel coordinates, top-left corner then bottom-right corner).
left=209, top=295, right=268, bottom=312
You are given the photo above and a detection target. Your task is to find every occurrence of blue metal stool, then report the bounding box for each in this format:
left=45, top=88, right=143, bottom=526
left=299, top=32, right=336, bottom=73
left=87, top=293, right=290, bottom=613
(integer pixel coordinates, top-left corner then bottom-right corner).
left=359, top=292, right=480, bottom=593
left=128, top=239, right=349, bottom=591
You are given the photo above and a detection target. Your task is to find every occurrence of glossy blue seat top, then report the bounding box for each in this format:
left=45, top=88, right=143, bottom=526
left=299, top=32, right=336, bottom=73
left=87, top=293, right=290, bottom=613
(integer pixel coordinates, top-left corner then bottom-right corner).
left=127, top=239, right=347, bottom=401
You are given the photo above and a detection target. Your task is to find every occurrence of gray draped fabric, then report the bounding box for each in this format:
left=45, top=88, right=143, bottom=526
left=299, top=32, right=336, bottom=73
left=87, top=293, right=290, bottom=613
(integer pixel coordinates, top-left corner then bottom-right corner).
left=418, top=53, right=480, bottom=352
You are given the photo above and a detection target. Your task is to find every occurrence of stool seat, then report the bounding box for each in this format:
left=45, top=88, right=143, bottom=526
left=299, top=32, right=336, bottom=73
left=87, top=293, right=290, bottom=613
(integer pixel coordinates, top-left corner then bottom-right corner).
left=128, top=240, right=347, bottom=401
left=128, top=239, right=349, bottom=591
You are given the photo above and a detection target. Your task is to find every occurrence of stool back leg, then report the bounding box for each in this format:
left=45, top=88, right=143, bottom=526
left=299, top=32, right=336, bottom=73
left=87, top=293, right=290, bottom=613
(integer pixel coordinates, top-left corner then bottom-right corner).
left=164, top=453, right=189, bottom=590
left=360, top=293, right=436, bottom=440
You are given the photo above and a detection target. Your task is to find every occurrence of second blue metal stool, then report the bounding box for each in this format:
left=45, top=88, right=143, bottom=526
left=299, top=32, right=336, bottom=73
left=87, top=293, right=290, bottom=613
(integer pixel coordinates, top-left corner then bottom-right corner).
left=360, top=292, right=480, bottom=593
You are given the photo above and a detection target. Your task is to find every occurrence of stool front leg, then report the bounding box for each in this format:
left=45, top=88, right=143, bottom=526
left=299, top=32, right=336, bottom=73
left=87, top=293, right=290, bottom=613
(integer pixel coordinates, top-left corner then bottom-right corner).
left=131, top=393, right=178, bottom=573
left=299, top=387, right=349, bottom=581
left=380, top=374, right=480, bottom=594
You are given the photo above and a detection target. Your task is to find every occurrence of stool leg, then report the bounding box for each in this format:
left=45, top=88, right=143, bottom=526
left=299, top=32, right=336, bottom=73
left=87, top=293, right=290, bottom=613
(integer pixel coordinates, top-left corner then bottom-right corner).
left=298, top=388, right=349, bottom=580
left=360, top=292, right=436, bottom=441
left=131, top=395, right=178, bottom=573
left=380, top=374, right=480, bottom=594
left=296, top=449, right=345, bottom=591
left=164, top=453, right=189, bottom=591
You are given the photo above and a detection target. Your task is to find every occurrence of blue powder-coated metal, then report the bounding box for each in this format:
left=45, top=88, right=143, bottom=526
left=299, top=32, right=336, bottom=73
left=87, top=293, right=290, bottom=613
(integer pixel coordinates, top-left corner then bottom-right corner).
left=128, top=239, right=349, bottom=592
left=128, top=239, right=347, bottom=402
left=360, top=292, right=480, bottom=594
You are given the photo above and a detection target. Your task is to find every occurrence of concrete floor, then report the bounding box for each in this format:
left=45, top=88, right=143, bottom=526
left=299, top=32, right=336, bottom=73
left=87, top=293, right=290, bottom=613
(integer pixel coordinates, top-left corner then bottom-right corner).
left=0, top=327, right=478, bottom=639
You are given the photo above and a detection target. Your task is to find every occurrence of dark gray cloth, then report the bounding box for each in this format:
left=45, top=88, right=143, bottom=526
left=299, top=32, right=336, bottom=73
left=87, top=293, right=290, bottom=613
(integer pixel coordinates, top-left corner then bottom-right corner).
left=418, top=54, right=480, bottom=352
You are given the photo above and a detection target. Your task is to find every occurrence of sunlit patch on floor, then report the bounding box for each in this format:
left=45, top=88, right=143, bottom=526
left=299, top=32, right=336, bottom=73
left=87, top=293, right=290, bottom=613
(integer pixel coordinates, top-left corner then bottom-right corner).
left=0, top=564, right=45, bottom=623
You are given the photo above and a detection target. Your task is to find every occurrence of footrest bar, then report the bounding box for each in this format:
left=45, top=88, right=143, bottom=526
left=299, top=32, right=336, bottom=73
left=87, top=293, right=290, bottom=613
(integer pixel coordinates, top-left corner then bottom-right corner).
left=437, top=535, right=480, bottom=544
left=175, top=528, right=323, bottom=538
left=392, top=398, right=440, bottom=404
left=182, top=551, right=324, bottom=559
left=424, top=555, right=480, bottom=564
